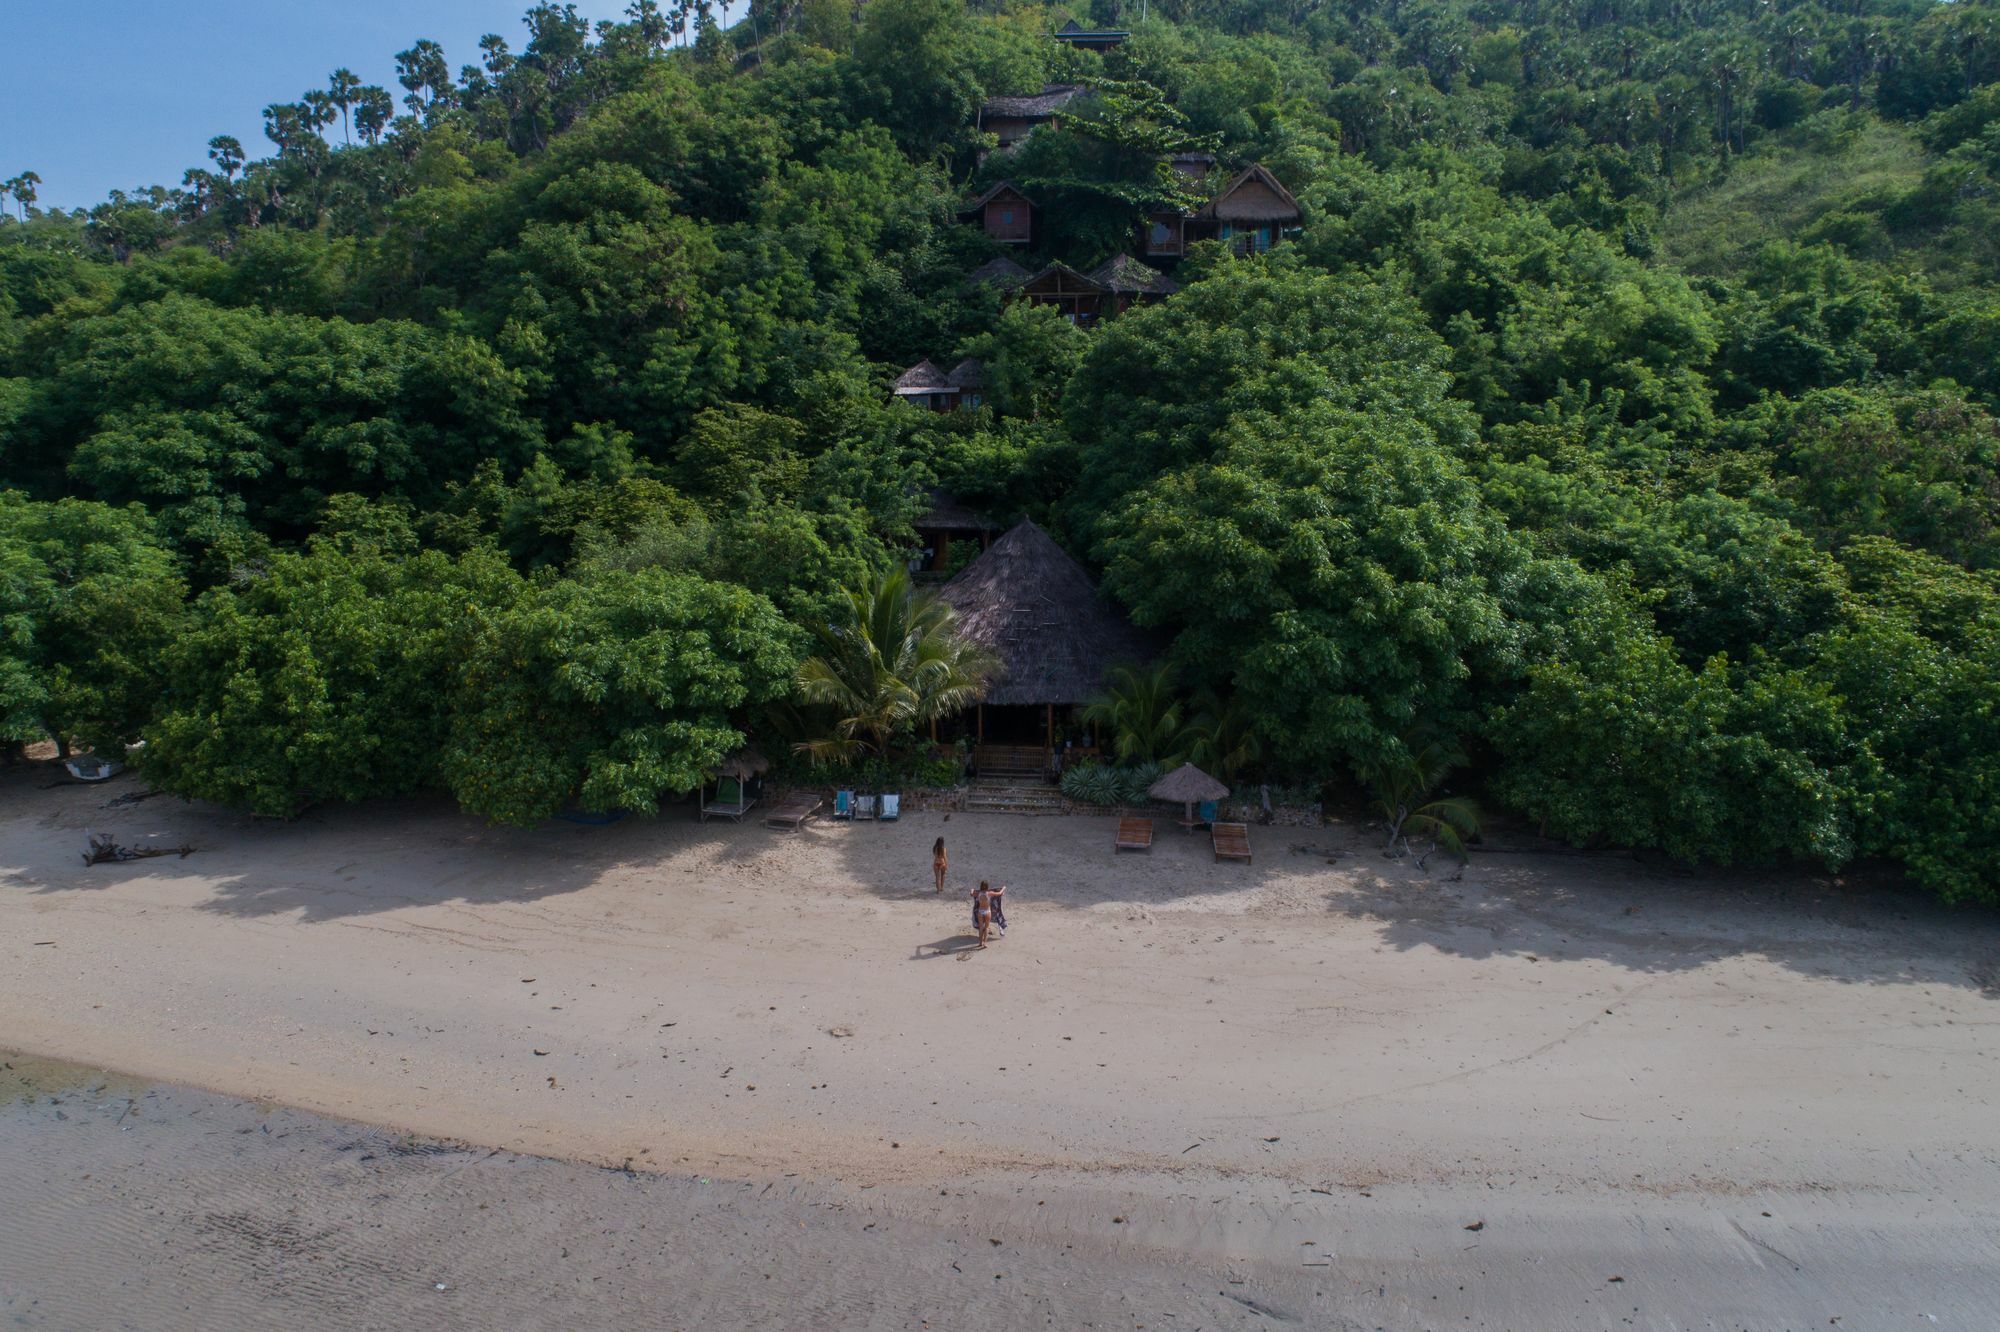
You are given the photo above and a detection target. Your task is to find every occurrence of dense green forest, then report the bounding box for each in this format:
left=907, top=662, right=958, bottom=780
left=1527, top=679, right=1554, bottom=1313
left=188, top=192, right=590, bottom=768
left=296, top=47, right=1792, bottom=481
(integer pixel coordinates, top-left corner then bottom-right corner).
left=3, top=0, right=1997, bottom=901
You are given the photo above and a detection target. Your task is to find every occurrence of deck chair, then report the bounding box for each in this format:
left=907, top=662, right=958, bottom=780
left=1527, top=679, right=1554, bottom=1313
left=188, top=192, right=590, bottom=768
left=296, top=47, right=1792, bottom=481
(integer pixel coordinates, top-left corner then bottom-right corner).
left=700, top=776, right=755, bottom=822
left=854, top=793, right=878, bottom=821
left=1211, top=821, right=1252, bottom=863
left=764, top=792, right=822, bottom=830
left=833, top=789, right=854, bottom=820
left=1115, top=816, right=1154, bottom=852
left=879, top=793, right=901, bottom=821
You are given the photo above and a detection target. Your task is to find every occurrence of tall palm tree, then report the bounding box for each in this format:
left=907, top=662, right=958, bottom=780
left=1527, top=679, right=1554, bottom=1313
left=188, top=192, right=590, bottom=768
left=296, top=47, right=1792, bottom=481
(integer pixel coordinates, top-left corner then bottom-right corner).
left=1081, top=663, right=1191, bottom=766
left=794, top=568, right=994, bottom=765
left=1359, top=731, right=1481, bottom=868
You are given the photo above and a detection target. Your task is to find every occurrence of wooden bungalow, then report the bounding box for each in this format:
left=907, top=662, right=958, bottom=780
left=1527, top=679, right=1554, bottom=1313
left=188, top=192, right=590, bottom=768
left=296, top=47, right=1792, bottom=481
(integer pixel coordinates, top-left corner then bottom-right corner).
left=1142, top=162, right=1303, bottom=261
left=968, top=255, right=1032, bottom=289
left=946, top=356, right=987, bottom=409
left=892, top=359, right=957, bottom=412
left=978, top=84, right=1086, bottom=150
left=913, top=487, right=999, bottom=575
left=960, top=181, right=1035, bottom=245
left=939, top=519, right=1158, bottom=750
left=1052, top=18, right=1129, bottom=51
left=1087, top=253, right=1178, bottom=315
left=1017, top=262, right=1109, bottom=325
left=1192, top=163, right=1303, bottom=255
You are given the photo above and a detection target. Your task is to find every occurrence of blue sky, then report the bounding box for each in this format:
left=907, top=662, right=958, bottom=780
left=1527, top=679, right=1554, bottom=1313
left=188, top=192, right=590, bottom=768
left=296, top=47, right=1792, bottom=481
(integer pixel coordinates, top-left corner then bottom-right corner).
left=7, top=1, right=631, bottom=210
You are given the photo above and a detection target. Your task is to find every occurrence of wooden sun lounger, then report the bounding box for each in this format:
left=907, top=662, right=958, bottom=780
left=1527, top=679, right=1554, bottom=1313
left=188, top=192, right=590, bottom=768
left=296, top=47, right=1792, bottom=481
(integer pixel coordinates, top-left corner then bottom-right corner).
left=764, top=793, right=822, bottom=830
left=1211, top=821, right=1252, bottom=863
left=1115, top=817, right=1154, bottom=852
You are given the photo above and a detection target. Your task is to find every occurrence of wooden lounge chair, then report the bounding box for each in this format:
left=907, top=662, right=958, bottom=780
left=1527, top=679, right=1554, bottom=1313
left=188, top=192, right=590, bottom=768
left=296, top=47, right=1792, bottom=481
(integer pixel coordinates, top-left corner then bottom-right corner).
left=1115, top=817, right=1154, bottom=852
left=764, top=792, right=822, bottom=830
left=1211, top=821, right=1252, bottom=863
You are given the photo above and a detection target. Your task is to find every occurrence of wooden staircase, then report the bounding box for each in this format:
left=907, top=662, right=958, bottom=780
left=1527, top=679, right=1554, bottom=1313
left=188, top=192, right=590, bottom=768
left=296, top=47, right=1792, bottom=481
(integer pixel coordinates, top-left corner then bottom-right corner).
left=964, top=745, right=1065, bottom=815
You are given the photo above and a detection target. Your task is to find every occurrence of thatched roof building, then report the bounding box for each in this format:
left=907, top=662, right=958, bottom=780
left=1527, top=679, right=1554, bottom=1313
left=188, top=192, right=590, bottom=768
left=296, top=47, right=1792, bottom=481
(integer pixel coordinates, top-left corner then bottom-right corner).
left=1087, top=253, right=1179, bottom=297
left=1195, top=163, right=1303, bottom=225
left=939, top=520, right=1157, bottom=706
left=969, top=256, right=1032, bottom=288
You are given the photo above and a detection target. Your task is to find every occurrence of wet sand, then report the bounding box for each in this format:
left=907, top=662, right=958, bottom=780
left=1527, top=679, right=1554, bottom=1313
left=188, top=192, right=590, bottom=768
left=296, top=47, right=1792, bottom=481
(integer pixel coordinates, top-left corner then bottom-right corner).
left=4, top=763, right=2000, bottom=1326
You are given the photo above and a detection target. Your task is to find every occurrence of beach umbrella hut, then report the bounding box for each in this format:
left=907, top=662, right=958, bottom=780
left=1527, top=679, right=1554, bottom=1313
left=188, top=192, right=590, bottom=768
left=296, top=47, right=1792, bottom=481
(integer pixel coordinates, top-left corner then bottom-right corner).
left=700, top=746, right=770, bottom=822
left=1148, top=762, right=1230, bottom=831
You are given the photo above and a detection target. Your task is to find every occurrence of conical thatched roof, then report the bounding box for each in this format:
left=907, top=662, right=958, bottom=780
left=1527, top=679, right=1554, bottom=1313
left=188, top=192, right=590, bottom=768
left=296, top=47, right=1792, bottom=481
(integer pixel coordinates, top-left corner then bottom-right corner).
left=939, top=520, right=1158, bottom=706
left=892, top=359, right=952, bottom=394
left=1149, top=762, right=1229, bottom=804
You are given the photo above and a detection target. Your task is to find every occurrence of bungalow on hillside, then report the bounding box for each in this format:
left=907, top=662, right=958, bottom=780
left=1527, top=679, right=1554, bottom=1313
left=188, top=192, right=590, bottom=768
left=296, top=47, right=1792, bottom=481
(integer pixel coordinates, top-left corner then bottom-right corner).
left=978, top=84, right=1086, bottom=151
left=892, top=359, right=957, bottom=411
left=1193, top=163, right=1303, bottom=255
left=892, top=357, right=988, bottom=412
left=1017, top=262, right=1108, bottom=325
left=1143, top=162, right=1303, bottom=260
left=960, top=181, right=1035, bottom=245
left=1016, top=256, right=1175, bottom=324
left=939, top=519, right=1158, bottom=751
left=1052, top=18, right=1129, bottom=51
left=968, top=255, right=1032, bottom=289
left=912, top=487, right=999, bottom=576
left=1087, top=253, right=1178, bottom=316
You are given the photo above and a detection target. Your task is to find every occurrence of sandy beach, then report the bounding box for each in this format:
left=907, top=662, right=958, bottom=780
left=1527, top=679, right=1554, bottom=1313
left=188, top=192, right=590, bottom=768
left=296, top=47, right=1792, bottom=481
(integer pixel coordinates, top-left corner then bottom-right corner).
left=4, top=761, right=1999, bottom=1326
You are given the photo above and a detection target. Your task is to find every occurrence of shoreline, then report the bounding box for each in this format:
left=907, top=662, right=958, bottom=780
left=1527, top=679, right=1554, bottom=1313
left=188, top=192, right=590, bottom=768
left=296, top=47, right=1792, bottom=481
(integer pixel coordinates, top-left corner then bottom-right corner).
left=6, top=763, right=2000, bottom=1322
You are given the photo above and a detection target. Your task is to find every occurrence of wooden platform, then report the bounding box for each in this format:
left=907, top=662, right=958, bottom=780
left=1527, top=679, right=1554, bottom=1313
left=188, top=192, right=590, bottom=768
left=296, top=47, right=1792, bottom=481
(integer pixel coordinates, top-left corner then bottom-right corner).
left=1211, top=821, right=1251, bottom=863
left=1115, top=817, right=1154, bottom=852
left=764, top=793, right=822, bottom=830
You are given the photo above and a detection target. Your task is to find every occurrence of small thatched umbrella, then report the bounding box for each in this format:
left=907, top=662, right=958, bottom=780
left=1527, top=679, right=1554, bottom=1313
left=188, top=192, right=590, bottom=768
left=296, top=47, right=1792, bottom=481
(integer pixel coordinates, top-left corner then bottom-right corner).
left=714, top=746, right=770, bottom=781
left=1149, top=762, right=1230, bottom=831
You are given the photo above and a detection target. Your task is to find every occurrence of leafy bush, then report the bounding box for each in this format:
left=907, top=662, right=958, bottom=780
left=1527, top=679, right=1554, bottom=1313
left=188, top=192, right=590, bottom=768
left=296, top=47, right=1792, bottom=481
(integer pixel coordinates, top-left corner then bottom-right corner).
left=1060, top=760, right=1164, bottom=807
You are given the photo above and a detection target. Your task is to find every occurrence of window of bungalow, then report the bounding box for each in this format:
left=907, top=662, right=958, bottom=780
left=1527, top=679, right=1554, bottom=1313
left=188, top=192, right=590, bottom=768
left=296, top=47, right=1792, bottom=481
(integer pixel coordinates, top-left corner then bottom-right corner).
left=1148, top=220, right=1175, bottom=250
left=999, top=208, right=1015, bottom=225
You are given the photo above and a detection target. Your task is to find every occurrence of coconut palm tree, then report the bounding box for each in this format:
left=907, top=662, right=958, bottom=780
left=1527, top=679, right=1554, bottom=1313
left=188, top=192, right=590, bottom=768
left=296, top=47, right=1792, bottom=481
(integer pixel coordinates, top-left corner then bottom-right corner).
left=794, top=568, right=994, bottom=765
left=1081, top=662, right=1192, bottom=766
left=1359, top=731, right=1482, bottom=869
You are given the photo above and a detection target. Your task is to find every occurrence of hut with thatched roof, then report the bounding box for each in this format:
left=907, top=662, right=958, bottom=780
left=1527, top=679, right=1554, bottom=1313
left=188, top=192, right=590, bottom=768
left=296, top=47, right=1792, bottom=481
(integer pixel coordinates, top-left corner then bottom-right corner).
left=1087, top=254, right=1179, bottom=315
left=968, top=255, right=1032, bottom=289
left=939, top=520, right=1157, bottom=747
left=978, top=84, right=1087, bottom=149
left=892, top=359, right=956, bottom=411
left=913, top=486, right=999, bottom=574
left=1193, top=164, right=1303, bottom=254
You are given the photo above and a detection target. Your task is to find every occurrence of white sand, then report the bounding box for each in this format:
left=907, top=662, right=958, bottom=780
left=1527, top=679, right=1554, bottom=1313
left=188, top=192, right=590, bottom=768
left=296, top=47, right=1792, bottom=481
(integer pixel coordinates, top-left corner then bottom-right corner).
left=5, top=764, right=1999, bottom=1322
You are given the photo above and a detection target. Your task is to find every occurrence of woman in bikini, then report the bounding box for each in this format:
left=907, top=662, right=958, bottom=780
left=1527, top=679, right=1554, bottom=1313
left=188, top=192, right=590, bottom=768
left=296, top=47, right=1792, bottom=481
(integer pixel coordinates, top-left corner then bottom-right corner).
left=932, top=837, right=948, bottom=894
left=971, top=881, right=993, bottom=949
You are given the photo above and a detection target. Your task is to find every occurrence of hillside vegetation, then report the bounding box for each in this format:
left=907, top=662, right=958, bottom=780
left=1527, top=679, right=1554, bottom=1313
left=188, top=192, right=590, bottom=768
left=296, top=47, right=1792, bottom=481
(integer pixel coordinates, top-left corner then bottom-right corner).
left=3, top=0, right=1998, bottom=902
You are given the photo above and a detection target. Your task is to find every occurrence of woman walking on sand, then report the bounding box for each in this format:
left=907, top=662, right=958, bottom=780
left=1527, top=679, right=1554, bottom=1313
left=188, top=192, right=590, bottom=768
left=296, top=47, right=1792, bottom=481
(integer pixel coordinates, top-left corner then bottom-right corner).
left=972, top=879, right=1006, bottom=940
left=971, top=882, right=994, bottom=950
left=932, top=837, right=948, bottom=894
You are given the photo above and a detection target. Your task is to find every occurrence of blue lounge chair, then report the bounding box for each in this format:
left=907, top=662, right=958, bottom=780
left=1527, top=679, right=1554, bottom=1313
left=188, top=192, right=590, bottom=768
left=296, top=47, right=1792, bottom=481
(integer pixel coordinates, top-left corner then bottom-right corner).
left=1197, top=799, right=1218, bottom=826
left=854, top=793, right=878, bottom=821
left=833, top=789, right=854, bottom=820
left=880, top=793, right=901, bottom=821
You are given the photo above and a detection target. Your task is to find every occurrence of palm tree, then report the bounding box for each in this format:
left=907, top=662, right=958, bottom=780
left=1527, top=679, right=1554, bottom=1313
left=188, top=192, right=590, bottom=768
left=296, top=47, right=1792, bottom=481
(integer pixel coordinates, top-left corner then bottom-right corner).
left=1185, top=688, right=1261, bottom=782
left=1359, top=732, right=1482, bottom=869
left=1081, top=663, right=1191, bottom=766
left=794, top=568, right=994, bottom=765
left=328, top=68, right=362, bottom=145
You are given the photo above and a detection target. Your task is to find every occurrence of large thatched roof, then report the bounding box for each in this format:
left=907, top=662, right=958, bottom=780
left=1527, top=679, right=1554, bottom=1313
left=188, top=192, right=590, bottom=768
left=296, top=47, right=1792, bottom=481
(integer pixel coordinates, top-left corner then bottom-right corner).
left=893, top=359, right=951, bottom=394
left=939, top=520, right=1157, bottom=706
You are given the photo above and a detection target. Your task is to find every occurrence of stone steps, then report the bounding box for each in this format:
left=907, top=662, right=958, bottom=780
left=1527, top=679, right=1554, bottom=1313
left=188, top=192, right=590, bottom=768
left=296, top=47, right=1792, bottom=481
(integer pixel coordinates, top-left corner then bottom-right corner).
left=962, top=783, right=1067, bottom=815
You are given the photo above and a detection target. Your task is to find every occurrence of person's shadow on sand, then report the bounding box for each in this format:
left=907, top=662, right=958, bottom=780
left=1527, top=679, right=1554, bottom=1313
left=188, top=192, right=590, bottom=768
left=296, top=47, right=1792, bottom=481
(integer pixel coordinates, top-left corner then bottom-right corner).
left=915, top=934, right=984, bottom=958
